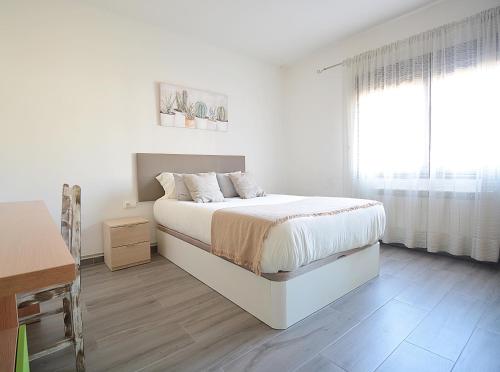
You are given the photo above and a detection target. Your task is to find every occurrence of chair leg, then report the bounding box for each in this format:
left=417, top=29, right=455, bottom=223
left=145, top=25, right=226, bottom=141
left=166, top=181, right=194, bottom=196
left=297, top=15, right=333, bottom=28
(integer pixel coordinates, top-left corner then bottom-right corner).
left=70, top=276, right=85, bottom=371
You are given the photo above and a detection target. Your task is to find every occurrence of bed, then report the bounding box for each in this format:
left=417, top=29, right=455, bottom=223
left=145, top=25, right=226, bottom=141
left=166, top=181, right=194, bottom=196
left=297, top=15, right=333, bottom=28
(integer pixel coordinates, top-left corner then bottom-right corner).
left=137, top=153, right=385, bottom=329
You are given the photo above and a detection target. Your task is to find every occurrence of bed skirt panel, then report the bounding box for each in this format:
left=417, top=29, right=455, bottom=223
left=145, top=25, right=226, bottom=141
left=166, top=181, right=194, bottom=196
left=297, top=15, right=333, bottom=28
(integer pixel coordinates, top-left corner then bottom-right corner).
left=156, top=228, right=379, bottom=329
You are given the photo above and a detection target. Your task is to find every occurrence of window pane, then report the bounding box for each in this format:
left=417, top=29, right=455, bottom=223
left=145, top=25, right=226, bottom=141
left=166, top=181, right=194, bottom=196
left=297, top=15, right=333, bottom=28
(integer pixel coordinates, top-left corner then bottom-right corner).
left=431, top=63, right=500, bottom=175
left=358, top=81, right=429, bottom=177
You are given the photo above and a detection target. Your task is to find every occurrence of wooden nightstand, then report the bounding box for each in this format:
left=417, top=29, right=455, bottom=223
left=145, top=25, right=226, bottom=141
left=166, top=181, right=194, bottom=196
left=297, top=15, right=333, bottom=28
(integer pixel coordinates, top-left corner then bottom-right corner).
left=103, top=217, right=150, bottom=271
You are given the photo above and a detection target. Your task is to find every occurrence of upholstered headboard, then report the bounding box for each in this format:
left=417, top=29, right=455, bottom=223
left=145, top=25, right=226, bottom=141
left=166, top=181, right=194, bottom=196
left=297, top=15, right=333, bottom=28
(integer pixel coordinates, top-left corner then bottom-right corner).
left=136, top=153, right=246, bottom=202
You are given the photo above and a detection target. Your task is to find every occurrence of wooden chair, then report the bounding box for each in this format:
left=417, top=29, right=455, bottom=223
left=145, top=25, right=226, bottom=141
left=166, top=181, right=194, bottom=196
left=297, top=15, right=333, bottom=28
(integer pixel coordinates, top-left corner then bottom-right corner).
left=17, top=184, right=85, bottom=371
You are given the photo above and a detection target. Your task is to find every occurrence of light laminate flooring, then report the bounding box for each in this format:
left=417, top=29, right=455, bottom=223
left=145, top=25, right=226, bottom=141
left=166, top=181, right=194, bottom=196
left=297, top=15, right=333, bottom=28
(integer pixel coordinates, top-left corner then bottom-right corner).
left=28, top=244, right=500, bottom=371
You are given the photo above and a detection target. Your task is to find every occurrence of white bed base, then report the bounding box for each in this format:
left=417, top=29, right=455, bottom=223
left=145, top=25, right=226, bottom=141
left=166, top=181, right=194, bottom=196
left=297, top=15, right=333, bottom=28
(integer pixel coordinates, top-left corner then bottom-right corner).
left=157, top=229, right=380, bottom=329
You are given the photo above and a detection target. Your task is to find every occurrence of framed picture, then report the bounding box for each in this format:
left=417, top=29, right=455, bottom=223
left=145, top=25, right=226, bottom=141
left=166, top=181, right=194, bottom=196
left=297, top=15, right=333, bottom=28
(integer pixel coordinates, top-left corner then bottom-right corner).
left=159, top=82, right=229, bottom=132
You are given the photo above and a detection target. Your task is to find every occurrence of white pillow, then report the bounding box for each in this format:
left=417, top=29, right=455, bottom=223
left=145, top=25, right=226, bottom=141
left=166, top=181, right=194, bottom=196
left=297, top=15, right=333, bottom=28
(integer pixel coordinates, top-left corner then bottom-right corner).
left=183, top=172, right=224, bottom=203
left=155, top=172, right=176, bottom=199
left=229, top=172, right=266, bottom=199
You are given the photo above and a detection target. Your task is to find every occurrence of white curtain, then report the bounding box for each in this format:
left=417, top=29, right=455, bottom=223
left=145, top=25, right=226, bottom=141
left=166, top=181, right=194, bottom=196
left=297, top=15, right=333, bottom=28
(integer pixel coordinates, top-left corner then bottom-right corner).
left=343, top=7, right=500, bottom=262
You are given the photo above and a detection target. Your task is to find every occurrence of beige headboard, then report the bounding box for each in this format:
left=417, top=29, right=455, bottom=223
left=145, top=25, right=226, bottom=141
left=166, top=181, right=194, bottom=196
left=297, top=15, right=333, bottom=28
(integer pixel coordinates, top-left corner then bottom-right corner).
left=136, top=153, right=246, bottom=202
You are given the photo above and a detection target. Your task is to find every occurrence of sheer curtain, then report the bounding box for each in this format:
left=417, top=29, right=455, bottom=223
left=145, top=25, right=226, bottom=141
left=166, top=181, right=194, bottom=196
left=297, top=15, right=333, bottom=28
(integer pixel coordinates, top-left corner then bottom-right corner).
left=343, top=7, right=500, bottom=262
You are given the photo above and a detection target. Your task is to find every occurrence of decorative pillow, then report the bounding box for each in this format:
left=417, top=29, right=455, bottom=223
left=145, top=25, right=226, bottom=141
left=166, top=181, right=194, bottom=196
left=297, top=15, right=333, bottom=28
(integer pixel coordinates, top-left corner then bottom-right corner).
left=229, top=172, right=266, bottom=199
left=216, top=172, right=240, bottom=198
left=183, top=172, right=224, bottom=203
left=173, top=173, right=193, bottom=201
left=155, top=172, right=176, bottom=199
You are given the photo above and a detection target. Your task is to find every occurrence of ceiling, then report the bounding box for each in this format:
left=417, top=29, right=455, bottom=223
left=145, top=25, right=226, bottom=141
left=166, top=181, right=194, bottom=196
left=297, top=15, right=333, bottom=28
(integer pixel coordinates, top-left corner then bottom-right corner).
left=83, top=0, right=439, bottom=65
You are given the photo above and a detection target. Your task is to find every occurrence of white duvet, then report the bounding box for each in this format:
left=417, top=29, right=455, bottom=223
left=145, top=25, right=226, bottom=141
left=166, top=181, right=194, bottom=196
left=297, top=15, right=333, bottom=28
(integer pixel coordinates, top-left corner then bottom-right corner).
left=153, top=194, right=385, bottom=274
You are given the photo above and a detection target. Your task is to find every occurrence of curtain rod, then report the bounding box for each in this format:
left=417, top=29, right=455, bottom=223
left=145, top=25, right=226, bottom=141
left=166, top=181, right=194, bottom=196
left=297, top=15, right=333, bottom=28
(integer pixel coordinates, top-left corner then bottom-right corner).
left=316, top=61, right=343, bottom=74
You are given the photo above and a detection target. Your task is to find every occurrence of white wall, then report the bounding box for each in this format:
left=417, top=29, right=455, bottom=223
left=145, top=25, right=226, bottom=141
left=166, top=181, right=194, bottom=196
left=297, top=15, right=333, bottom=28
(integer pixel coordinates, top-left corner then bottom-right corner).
left=0, top=0, right=285, bottom=257
left=282, top=0, right=500, bottom=197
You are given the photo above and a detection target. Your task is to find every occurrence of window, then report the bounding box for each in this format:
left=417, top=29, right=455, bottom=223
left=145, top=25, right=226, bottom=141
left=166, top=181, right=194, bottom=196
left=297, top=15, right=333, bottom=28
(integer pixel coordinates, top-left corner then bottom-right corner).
left=356, top=59, right=500, bottom=191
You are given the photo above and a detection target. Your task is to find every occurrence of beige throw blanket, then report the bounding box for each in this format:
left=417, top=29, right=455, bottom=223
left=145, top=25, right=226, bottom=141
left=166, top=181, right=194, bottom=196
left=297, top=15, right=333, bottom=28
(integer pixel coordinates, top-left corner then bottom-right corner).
left=211, top=197, right=381, bottom=275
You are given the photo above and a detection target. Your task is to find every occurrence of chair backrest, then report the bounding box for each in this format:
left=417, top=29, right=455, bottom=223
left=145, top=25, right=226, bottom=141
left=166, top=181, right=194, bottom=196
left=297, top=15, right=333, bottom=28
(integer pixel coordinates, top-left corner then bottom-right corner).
left=61, top=184, right=82, bottom=266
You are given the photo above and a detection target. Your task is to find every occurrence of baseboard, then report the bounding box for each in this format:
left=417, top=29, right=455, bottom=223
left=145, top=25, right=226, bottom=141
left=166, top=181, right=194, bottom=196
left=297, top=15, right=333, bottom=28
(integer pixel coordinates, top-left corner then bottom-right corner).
left=80, top=255, right=104, bottom=266
left=81, top=243, right=158, bottom=267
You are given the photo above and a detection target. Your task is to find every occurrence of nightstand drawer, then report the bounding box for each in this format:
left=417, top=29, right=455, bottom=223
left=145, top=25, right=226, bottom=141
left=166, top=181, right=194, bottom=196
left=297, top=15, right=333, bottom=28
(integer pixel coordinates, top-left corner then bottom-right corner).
left=111, top=241, right=150, bottom=269
left=110, top=222, right=149, bottom=247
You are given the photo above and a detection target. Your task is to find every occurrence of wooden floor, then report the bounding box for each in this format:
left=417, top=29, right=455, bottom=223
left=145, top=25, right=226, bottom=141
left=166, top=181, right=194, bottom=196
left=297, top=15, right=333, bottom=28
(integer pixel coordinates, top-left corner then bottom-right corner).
left=29, top=245, right=500, bottom=372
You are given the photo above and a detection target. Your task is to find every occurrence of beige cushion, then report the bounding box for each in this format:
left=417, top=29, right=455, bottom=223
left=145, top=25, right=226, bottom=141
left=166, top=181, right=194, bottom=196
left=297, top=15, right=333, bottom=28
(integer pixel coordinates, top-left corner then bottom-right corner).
left=155, top=172, right=176, bottom=199
left=173, top=173, right=193, bottom=201
left=183, top=172, right=225, bottom=203
left=229, top=172, right=266, bottom=199
left=216, top=172, right=240, bottom=198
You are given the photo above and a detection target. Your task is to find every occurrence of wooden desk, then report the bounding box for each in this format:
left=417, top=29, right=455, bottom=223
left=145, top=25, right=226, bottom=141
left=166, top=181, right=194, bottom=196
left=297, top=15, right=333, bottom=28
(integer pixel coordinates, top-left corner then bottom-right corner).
left=0, top=201, right=76, bottom=372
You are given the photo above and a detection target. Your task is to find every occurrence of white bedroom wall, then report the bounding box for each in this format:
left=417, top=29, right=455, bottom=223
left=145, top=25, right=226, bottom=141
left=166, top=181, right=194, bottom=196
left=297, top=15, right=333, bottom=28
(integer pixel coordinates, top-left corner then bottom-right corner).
left=282, top=0, right=500, bottom=197
left=0, top=0, right=285, bottom=256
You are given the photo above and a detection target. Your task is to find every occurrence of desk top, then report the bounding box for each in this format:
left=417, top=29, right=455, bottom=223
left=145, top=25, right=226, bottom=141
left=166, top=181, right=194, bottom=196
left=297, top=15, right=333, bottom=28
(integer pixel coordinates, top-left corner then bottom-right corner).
left=0, top=201, right=76, bottom=297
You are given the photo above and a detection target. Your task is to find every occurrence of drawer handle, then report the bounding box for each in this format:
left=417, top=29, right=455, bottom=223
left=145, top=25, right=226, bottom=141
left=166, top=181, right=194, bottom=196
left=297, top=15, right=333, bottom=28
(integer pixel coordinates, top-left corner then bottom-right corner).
left=123, top=223, right=145, bottom=228
left=122, top=243, right=142, bottom=248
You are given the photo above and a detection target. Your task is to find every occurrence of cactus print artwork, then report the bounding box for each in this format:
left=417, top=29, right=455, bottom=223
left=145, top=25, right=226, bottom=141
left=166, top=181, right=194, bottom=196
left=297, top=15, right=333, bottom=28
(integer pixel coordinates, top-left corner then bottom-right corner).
left=159, top=82, right=229, bottom=132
